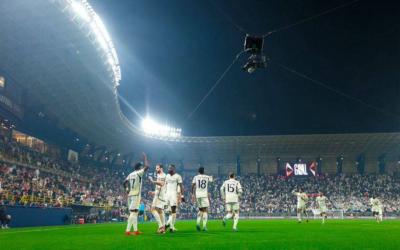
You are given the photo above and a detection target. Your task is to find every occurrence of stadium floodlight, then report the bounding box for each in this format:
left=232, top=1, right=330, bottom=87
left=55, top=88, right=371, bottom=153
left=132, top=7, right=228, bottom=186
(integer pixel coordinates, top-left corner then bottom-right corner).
left=71, top=1, right=90, bottom=21
left=141, top=117, right=182, bottom=138
left=66, top=0, right=121, bottom=85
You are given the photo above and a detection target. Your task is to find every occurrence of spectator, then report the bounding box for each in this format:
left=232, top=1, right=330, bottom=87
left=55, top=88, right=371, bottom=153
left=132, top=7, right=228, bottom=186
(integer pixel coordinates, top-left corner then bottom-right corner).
left=0, top=203, right=11, bottom=229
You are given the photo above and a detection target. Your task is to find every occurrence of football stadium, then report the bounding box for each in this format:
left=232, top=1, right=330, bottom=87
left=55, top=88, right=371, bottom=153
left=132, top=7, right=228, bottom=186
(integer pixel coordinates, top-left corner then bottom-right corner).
left=1, top=0, right=400, bottom=249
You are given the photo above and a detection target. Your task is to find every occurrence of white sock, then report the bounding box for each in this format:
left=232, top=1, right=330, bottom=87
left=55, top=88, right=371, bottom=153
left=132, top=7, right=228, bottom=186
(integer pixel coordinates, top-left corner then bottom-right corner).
left=171, top=213, right=177, bottom=229
left=322, top=216, right=325, bottom=224
left=196, top=211, right=203, bottom=225
left=166, top=214, right=172, bottom=226
left=233, top=213, right=239, bottom=229
left=132, top=212, right=138, bottom=231
left=225, top=213, right=233, bottom=220
left=160, top=211, right=165, bottom=227
left=202, top=212, right=208, bottom=228
left=152, top=210, right=162, bottom=228
left=126, top=212, right=134, bottom=232
left=297, top=213, right=301, bottom=221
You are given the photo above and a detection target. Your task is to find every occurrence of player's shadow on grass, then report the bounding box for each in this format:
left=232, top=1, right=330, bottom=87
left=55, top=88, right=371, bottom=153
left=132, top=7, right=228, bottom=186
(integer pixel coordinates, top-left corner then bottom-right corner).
left=160, top=229, right=265, bottom=237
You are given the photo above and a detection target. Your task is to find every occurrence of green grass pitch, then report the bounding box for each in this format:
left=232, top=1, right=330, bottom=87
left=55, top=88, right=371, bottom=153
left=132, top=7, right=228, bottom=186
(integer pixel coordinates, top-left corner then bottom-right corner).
left=1, top=219, right=400, bottom=250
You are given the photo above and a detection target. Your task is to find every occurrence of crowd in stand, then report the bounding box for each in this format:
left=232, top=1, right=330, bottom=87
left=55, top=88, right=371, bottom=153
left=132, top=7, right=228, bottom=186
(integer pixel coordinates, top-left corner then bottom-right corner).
left=1, top=132, right=400, bottom=220
left=176, top=174, right=400, bottom=218
left=0, top=132, right=126, bottom=210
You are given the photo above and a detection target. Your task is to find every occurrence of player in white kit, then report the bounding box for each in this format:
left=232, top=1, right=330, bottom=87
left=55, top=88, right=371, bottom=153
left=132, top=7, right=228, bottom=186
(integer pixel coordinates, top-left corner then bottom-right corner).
left=316, top=192, right=328, bottom=224
left=164, top=164, right=184, bottom=233
left=220, top=172, right=242, bottom=231
left=123, top=153, right=149, bottom=236
left=148, top=164, right=167, bottom=233
left=370, top=195, right=383, bottom=223
left=192, top=166, right=213, bottom=231
left=292, top=188, right=309, bottom=223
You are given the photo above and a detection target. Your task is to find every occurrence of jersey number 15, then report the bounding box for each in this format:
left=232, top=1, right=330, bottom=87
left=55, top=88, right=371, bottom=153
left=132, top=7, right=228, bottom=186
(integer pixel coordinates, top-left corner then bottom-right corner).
left=227, top=183, right=235, bottom=193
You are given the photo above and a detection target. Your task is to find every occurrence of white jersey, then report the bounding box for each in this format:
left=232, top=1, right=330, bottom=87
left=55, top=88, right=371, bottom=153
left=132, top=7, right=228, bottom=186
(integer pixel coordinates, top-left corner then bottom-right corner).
left=316, top=196, right=327, bottom=208
left=370, top=198, right=382, bottom=211
left=165, top=173, right=183, bottom=196
left=154, top=172, right=167, bottom=201
left=192, top=174, right=213, bottom=198
left=125, top=169, right=145, bottom=196
left=220, top=179, right=242, bottom=203
left=294, top=192, right=308, bottom=207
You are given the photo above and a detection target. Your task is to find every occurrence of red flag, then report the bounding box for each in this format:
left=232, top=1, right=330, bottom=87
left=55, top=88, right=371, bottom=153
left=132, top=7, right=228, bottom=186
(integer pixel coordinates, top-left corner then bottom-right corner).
left=309, top=161, right=317, bottom=176
left=286, top=163, right=293, bottom=177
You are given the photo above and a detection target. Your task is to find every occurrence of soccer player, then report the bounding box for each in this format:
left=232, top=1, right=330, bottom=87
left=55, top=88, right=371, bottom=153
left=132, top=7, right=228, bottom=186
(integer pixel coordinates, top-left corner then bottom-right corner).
left=123, top=153, right=149, bottom=236
left=148, top=164, right=167, bottom=233
left=316, top=192, right=328, bottom=224
left=164, top=164, right=184, bottom=233
left=192, top=166, right=213, bottom=231
left=370, top=195, right=383, bottom=223
left=292, top=188, right=309, bottom=223
left=220, top=172, right=242, bottom=231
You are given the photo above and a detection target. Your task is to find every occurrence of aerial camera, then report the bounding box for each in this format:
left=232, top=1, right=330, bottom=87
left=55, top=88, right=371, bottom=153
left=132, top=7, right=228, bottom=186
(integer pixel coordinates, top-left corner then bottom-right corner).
left=242, top=35, right=267, bottom=73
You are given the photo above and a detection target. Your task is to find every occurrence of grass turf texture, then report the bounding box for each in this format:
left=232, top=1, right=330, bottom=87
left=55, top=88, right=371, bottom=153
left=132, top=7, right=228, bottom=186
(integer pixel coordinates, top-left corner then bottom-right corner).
left=1, top=219, right=400, bottom=250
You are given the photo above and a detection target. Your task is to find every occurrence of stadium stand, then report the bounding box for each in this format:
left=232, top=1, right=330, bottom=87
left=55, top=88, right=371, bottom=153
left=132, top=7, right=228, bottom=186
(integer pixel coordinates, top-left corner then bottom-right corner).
left=1, top=129, right=400, bottom=223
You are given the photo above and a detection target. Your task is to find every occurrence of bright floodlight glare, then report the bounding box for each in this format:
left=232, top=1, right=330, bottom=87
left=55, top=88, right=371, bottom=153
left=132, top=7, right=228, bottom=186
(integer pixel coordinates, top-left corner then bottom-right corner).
left=141, top=117, right=182, bottom=138
left=68, top=0, right=121, bottom=85
left=71, top=1, right=90, bottom=21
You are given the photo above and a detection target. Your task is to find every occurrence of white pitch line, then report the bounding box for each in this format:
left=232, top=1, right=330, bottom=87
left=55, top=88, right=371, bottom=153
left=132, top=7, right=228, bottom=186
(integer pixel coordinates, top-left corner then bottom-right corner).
left=0, top=225, right=91, bottom=235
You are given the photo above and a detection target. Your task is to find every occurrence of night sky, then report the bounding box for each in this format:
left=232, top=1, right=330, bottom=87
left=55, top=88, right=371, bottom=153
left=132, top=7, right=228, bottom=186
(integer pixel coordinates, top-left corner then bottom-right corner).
left=91, top=0, right=400, bottom=137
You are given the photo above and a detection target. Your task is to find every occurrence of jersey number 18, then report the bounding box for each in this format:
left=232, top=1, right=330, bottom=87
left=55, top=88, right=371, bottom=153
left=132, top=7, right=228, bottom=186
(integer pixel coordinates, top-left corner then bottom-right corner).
left=197, top=179, right=207, bottom=189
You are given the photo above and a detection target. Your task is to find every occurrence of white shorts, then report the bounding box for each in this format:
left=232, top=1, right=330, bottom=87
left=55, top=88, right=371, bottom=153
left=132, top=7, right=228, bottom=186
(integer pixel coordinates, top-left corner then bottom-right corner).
left=226, top=202, right=239, bottom=212
left=196, top=197, right=210, bottom=208
left=372, top=207, right=382, bottom=215
left=319, top=206, right=327, bottom=213
left=128, top=195, right=140, bottom=211
left=166, top=193, right=178, bottom=207
left=297, top=205, right=306, bottom=211
left=152, top=196, right=165, bottom=209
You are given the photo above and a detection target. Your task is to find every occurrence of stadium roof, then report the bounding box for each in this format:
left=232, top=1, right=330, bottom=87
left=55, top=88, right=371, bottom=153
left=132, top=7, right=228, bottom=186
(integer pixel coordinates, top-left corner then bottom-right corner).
left=1, top=0, right=400, bottom=159
left=145, top=132, right=400, bottom=162
left=0, top=0, right=143, bottom=152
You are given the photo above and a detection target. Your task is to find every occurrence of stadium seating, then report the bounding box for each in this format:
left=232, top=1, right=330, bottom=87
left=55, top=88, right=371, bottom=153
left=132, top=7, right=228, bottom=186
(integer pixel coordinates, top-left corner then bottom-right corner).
left=1, top=134, right=400, bottom=221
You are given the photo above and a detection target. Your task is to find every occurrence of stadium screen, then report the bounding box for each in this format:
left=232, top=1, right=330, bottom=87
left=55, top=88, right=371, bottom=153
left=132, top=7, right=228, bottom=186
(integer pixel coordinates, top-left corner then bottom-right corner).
left=285, top=162, right=317, bottom=177
left=294, top=163, right=308, bottom=176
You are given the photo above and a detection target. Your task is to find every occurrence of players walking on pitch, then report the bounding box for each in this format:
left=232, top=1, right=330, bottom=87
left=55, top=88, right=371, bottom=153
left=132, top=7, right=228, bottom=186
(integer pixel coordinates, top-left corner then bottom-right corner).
left=124, top=153, right=149, bottom=236
left=124, top=159, right=389, bottom=234
left=148, top=164, right=167, bottom=233
left=165, top=164, right=184, bottom=232
left=292, top=188, right=309, bottom=223
left=192, top=167, right=213, bottom=231
left=316, top=192, right=329, bottom=224
left=370, top=195, right=383, bottom=223
left=220, top=172, right=243, bottom=231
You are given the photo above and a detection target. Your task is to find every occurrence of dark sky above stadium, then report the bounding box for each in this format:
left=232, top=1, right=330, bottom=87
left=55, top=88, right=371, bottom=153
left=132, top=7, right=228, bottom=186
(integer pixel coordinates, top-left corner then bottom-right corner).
left=91, top=0, right=400, bottom=137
